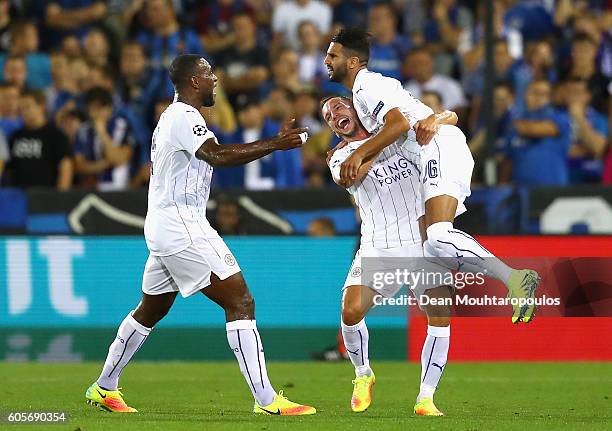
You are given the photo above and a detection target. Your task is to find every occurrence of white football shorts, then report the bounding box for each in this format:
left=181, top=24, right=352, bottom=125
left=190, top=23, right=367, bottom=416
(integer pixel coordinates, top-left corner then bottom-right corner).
left=343, top=242, right=451, bottom=300
left=419, top=125, right=474, bottom=217
left=142, top=235, right=241, bottom=298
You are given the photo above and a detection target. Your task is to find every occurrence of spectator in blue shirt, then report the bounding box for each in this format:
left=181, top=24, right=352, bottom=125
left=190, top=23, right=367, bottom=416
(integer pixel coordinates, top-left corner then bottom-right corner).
left=117, top=41, right=163, bottom=127
left=367, top=2, right=412, bottom=81
left=557, top=78, right=609, bottom=183
left=469, top=83, right=517, bottom=183
left=502, top=80, right=572, bottom=186
left=3, top=55, right=26, bottom=92
left=0, top=83, right=23, bottom=139
left=512, top=40, right=557, bottom=112
left=74, top=87, right=137, bottom=191
left=136, top=0, right=205, bottom=99
left=423, top=0, right=473, bottom=75
left=44, top=0, right=107, bottom=47
left=215, top=93, right=304, bottom=189
left=0, top=21, right=51, bottom=90
left=503, top=0, right=555, bottom=43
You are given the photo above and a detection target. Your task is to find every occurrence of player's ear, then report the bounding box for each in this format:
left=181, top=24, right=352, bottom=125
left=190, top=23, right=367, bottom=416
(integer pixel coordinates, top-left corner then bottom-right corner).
left=348, top=56, right=360, bottom=70
left=191, top=76, right=199, bottom=89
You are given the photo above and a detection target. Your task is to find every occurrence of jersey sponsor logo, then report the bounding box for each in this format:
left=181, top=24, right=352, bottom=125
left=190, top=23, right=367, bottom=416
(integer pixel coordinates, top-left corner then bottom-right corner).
left=372, top=101, right=385, bottom=118
left=372, top=156, right=413, bottom=186
left=193, top=125, right=207, bottom=136
left=224, top=254, right=236, bottom=266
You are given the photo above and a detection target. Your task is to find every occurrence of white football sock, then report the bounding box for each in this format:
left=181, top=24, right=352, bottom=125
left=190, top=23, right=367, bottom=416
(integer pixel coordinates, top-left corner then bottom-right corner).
left=341, top=319, right=372, bottom=377
left=424, top=222, right=513, bottom=284
left=97, top=311, right=151, bottom=390
left=226, top=320, right=276, bottom=407
left=418, top=325, right=450, bottom=402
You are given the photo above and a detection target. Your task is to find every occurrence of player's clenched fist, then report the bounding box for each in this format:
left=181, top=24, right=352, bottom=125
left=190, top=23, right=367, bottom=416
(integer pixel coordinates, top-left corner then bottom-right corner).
left=340, top=148, right=364, bottom=182
left=274, top=119, right=308, bottom=150
left=413, top=114, right=441, bottom=146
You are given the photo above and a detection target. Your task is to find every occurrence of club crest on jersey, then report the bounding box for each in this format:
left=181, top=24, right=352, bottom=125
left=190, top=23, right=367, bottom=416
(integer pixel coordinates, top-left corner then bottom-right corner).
left=351, top=266, right=362, bottom=278
left=193, top=124, right=207, bottom=136
left=225, top=254, right=236, bottom=266
left=372, top=101, right=385, bottom=118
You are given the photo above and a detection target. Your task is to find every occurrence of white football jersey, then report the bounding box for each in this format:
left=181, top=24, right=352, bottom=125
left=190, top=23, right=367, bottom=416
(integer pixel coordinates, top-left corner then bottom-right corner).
left=144, top=102, right=217, bottom=256
left=352, top=69, right=434, bottom=157
left=329, top=138, right=424, bottom=249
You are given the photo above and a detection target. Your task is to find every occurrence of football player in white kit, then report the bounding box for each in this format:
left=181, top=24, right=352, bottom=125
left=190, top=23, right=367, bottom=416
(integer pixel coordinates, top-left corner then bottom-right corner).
left=85, top=55, right=316, bottom=416
left=324, top=28, right=539, bottom=325
left=324, top=95, right=458, bottom=416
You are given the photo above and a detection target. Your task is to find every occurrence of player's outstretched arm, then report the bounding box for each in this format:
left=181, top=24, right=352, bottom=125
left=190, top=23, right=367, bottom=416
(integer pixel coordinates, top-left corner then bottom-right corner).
left=195, top=119, right=307, bottom=167
left=339, top=108, right=409, bottom=181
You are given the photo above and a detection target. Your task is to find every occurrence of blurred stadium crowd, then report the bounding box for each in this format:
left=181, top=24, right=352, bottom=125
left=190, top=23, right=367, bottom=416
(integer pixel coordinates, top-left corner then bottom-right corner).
left=0, top=0, right=609, bottom=191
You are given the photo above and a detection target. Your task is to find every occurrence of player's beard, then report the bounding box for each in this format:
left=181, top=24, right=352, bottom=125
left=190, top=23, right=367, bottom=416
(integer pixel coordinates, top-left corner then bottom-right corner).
left=203, top=92, right=215, bottom=107
left=329, top=65, right=346, bottom=83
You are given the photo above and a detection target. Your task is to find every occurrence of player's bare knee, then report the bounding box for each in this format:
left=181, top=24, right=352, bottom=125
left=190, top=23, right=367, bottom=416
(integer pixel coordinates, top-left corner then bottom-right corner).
left=134, top=300, right=172, bottom=327
left=427, top=316, right=450, bottom=327
left=341, top=304, right=364, bottom=326
left=228, top=290, right=254, bottom=317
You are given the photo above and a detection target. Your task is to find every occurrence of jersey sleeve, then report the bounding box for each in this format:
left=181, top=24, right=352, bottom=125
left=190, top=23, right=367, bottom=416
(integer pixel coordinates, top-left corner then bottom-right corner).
left=173, top=110, right=217, bottom=156
left=354, top=76, right=401, bottom=122
left=328, top=146, right=352, bottom=184
left=355, top=74, right=433, bottom=125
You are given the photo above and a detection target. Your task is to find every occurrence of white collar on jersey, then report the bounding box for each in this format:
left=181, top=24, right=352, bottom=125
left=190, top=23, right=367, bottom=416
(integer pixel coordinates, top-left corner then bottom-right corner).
left=353, top=68, right=370, bottom=93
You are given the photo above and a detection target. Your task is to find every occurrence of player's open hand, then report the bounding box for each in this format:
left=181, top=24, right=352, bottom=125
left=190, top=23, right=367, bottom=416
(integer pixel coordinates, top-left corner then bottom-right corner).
left=275, top=119, right=308, bottom=150
left=413, top=114, right=440, bottom=146
left=340, top=149, right=364, bottom=182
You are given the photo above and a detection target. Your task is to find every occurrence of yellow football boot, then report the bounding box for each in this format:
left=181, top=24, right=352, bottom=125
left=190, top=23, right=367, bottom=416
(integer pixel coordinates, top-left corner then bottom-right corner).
left=253, top=391, right=316, bottom=416
left=414, top=397, right=444, bottom=416
left=507, top=269, right=540, bottom=323
left=350, top=373, right=375, bottom=412
left=85, top=382, right=137, bottom=413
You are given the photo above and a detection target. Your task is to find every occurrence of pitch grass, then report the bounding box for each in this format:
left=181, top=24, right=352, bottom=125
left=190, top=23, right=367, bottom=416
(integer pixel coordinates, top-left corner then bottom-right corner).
left=1, top=362, right=611, bottom=431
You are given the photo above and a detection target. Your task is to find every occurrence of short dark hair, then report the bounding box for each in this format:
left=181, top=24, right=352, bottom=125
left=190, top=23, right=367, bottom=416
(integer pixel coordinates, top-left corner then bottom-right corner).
left=370, top=1, right=395, bottom=15
left=494, top=80, right=514, bottom=94
left=122, top=40, right=146, bottom=54
left=320, top=94, right=352, bottom=110
left=5, top=54, right=25, bottom=64
left=406, top=46, right=430, bottom=58
left=572, top=32, right=596, bottom=46
left=84, top=86, right=113, bottom=107
left=297, top=19, right=317, bottom=34
left=0, top=82, right=18, bottom=90
left=421, top=90, right=442, bottom=105
left=169, top=54, right=201, bottom=88
left=21, top=89, right=46, bottom=107
left=268, top=86, right=295, bottom=103
left=309, top=217, right=336, bottom=234
left=330, top=28, right=370, bottom=64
